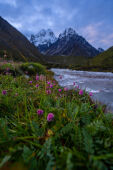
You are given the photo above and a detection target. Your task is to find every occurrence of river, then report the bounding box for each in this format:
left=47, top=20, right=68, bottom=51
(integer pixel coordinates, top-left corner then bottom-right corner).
left=51, top=68, right=113, bottom=112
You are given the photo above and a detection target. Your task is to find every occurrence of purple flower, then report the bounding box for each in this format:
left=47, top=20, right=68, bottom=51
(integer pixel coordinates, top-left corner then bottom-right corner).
left=46, top=90, right=51, bottom=94
left=50, top=84, right=53, bottom=88
left=29, top=81, right=32, bottom=84
left=36, top=84, right=39, bottom=88
left=59, top=75, right=62, bottom=79
left=47, top=81, right=51, bottom=85
left=73, top=82, right=76, bottom=86
left=36, top=75, right=39, bottom=81
left=39, top=75, right=45, bottom=81
left=79, top=89, right=83, bottom=95
left=89, top=92, right=93, bottom=96
left=64, top=87, right=68, bottom=91
left=37, top=109, right=44, bottom=115
left=47, top=113, right=54, bottom=122
left=58, top=89, right=62, bottom=92
left=2, top=90, right=7, bottom=95
left=76, top=85, right=79, bottom=89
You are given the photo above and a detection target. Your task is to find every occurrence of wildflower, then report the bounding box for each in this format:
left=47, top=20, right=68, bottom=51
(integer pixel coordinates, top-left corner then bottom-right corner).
left=64, top=87, right=68, bottom=91
left=29, top=81, right=32, bottom=84
left=39, top=75, right=45, bottom=81
left=46, top=86, right=49, bottom=89
left=47, top=81, right=51, bottom=85
left=37, top=109, right=44, bottom=115
left=6, top=67, right=10, bottom=71
left=2, top=90, right=7, bottom=95
left=15, top=93, right=18, bottom=96
left=79, top=89, right=83, bottom=95
left=47, top=113, right=54, bottom=122
left=36, top=75, right=39, bottom=81
left=89, top=92, right=93, bottom=96
left=59, top=75, right=62, bottom=79
left=50, top=84, right=53, bottom=88
left=58, top=89, right=62, bottom=92
left=76, top=85, right=79, bottom=89
left=36, top=84, right=39, bottom=88
left=46, top=90, right=51, bottom=94
left=73, top=82, right=76, bottom=86
left=47, top=129, right=54, bottom=136
left=25, top=71, right=28, bottom=74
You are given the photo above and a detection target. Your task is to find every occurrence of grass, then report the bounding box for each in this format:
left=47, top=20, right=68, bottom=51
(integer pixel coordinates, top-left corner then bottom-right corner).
left=0, top=62, right=113, bottom=170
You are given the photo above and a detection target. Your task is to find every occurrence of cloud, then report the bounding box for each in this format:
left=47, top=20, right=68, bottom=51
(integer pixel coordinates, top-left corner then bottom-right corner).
left=79, top=23, right=113, bottom=49
left=80, top=22, right=102, bottom=43
left=100, top=33, right=113, bottom=47
left=0, top=0, right=113, bottom=49
left=0, top=0, right=17, bottom=7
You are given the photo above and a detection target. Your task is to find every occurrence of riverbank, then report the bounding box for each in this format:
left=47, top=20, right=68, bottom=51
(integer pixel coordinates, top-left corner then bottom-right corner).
left=52, top=68, right=113, bottom=113
left=0, top=62, right=113, bottom=170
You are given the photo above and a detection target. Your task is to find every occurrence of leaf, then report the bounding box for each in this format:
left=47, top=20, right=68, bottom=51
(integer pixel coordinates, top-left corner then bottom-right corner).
left=0, top=155, right=11, bottom=168
left=22, top=146, right=33, bottom=163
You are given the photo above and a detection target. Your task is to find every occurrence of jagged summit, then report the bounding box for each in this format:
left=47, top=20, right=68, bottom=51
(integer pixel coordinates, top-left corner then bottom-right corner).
left=30, top=29, right=57, bottom=46
left=59, top=28, right=77, bottom=39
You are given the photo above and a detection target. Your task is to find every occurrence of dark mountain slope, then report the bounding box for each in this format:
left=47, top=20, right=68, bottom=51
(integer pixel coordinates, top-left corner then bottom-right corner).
left=0, top=16, right=42, bottom=61
left=45, top=28, right=99, bottom=57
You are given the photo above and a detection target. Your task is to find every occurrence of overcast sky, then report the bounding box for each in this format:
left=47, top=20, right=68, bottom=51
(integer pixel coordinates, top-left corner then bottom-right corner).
left=0, top=0, right=113, bottom=49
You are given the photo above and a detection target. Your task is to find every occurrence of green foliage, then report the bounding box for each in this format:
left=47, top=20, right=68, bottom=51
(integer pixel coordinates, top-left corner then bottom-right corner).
left=0, top=66, right=113, bottom=170
left=20, top=62, right=46, bottom=75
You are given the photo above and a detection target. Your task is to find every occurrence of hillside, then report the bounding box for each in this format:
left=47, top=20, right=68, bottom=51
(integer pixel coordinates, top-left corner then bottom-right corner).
left=91, top=46, right=113, bottom=71
left=0, top=16, right=42, bottom=62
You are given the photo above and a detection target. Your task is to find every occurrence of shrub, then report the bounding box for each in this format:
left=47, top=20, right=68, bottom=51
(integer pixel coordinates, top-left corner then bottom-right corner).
left=20, top=62, right=46, bottom=75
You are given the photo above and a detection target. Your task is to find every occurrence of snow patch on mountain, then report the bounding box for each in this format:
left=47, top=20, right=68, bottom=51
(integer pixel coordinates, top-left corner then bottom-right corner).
left=30, top=29, right=57, bottom=47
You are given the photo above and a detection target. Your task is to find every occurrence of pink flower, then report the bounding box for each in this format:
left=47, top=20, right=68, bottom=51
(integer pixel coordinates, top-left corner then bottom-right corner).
left=47, top=81, right=51, bottom=85
left=47, top=113, right=54, bottom=122
left=89, top=92, right=93, bottom=96
left=15, top=93, right=18, bottom=96
left=64, top=87, right=68, bottom=91
left=25, top=71, right=28, bottom=74
left=37, top=109, right=44, bottom=115
left=58, top=89, right=62, bottom=92
left=39, top=75, right=45, bottom=81
left=46, top=90, right=51, bottom=94
left=79, top=89, right=83, bottom=95
left=36, top=75, right=39, bottom=81
left=76, top=85, right=79, bottom=89
left=29, top=81, right=32, bottom=84
left=59, top=75, right=62, bottom=79
left=36, top=84, right=39, bottom=88
left=50, top=84, right=53, bottom=88
left=73, top=82, right=76, bottom=86
left=2, top=90, right=7, bottom=95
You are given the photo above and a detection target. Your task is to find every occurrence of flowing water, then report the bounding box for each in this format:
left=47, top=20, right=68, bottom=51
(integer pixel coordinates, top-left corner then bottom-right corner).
left=51, top=68, right=113, bottom=112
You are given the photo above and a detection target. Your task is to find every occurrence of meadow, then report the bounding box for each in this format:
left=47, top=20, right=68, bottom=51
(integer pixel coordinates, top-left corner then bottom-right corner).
left=0, top=62, right=113, bottom=170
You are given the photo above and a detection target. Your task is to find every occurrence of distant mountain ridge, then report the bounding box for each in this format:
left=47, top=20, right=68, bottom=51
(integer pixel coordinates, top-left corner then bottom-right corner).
left=0, top=16, right=42, bottom=61
left=29, top=28, right=100, bottom=57
left=30, top=29, right=57, bottom=54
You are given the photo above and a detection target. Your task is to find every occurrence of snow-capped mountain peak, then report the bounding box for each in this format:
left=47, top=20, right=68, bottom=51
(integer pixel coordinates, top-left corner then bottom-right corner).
left=59, top=27, right=77, bottom=39
left=30, top=29, right=57, bottom=46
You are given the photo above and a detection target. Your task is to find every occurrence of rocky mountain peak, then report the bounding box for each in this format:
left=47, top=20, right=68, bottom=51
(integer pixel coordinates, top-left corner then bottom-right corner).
left=30, top=29, right=57, bottom=46
left=59, top=27, right=77, bottom=39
